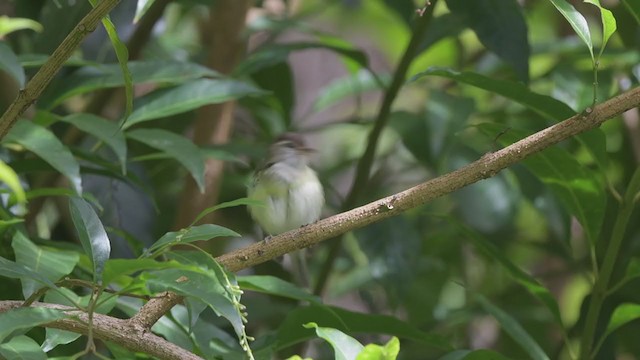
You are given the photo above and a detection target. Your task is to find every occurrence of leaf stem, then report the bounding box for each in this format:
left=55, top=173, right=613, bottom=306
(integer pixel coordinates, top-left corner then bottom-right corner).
left=578, top=167, right=640, bottom=360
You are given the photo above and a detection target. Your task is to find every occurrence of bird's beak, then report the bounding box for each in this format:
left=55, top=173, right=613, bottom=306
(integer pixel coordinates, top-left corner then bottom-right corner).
left=298, top=146, right=316, bottom=154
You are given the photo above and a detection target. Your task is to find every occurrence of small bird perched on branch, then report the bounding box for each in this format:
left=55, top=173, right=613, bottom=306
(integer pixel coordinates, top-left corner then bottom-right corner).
left=247, top=133, right=324, bottom=237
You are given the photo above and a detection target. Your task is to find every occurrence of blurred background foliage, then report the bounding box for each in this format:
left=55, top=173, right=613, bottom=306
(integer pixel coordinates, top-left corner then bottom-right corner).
left=0, top=0, right=639, bottom=359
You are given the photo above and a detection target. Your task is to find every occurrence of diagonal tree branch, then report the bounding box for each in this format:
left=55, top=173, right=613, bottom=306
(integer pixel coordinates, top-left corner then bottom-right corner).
left=0, top=0, right=122, bottom=138
left=1, top=85, right=638, bottom=359
left=0, top=300, right=203, bottom=360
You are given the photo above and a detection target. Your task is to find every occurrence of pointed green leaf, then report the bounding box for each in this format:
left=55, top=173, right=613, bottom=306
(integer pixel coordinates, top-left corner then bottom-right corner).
left=127, top=128, right=206, bottom=192
left=0, top=16, right=42, bottom=37
left=134, top=0, right=156, bottom=23
left=445, top=0, right=530, bottom=81
left=61, top=113, right=127, bottom=174
left=0, top=159, right=26, bottom=204
left=12, top=232, right=79, bottom=299
left=584, top=0, right=617, bottom=58
left=41, top=61, right=220, bottom=109
left=98, top=5, right=132, bottom=122
left=191, top=197, right=264, bottom=225
left=277, top=305, right=450, bottom=351
left=124, top=79, right=267, bottom=127
left=145, top=265, right=244, bottom=341
left=356, top=337, right=400, bottom=360
left=622, top=0, right=640, bottom=23
left=548, top=0, right=594, bottom=59
left=4, top=121, right=82, bottom=194
left=238, top=275, right=321, bottom=303
left=304, top=322, right=364, bottom=360
left=604, top=303, right=640, bottom=338
left=478, top=296, right=550, bottom=360
left=69, top=197, right=111, bottom=284
left=149, top=224, right=240, bottom=253
left=0, top=41, right=25, bottom=87
left=0, top=335, right=46, bottom=360
left=456, top=223, right=564, bottom=327
left=102, top=258, right=184, bottom=284
left=0, top=307, right=67, bottom=343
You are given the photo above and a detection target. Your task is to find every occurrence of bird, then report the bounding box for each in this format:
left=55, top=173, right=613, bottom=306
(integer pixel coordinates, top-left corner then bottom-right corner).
left=247, top=133, right=324, bottom=237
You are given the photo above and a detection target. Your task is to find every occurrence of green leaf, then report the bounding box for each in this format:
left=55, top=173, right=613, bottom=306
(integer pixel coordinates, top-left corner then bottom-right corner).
left=236, top=42, right=369, bottom=76
left=12, top=232, right=79, bottom=299
left=41, top=61, right=220, bottom=109
left=601, top=303, right=640, bottom=343
left=95, top=2, right=133, bottom=122
left=313, top=71, right=391, bottom=112
left=102, top=258, right=184, bottom=284
left=356, top=337, right=400, bottom=360
left=622, top=0, right=640, bottom=23
left=0, top=256, right=60, bottom=293
left=0, top=159, right=26, bottom=204
left=238, top=275, right=321, bottom=303
left=145, top=265, right=244, bottom=341
left=277, top=305, right=450, bottom=351
left=477, top=296, right=550, bottom=360
left=481, top=124, right=605, bottom=242
left=124, top=79, right=266, bottom=128
left=69, top=197, right=111, bottom=284
left=304, top=322, right=364, bottom=360
left=127, top=128, right=206, bottom=192
left=0, top=16, right=42, bottom=37
left=410, top=68, right=575, bottom=120
left=60, top=113, right=127, bottom=173
left=439, top=349, right=512, bottom=360
left=548, top=0, right=594, bottom=59
left=445, top=0, right=530, bottom=81
left=0, top=307, right=67, bottom=343
left=0, top=335, right=46, bottom=360
left=134, top=0, right=155, bottom=23
left=149, top=224, right=240, bottom=254
left=191, top=197, right=264, bottom=225
left=0, top=41, right=25, bottom=87
left=584, top=0, right=617, bottom=59
left=455, top=222, right=564, bottom=327
left=4, top=120, right=82, bottom=194
left=410, top=68, right=607, bottom=170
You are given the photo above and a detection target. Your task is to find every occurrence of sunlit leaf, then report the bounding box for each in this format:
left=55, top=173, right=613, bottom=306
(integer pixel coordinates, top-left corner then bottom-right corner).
left=0, top=159, right=26, bottom=204
left=127, top=129, right=206, bottom=192
left=134, top=0, right=156, bottom=23
left=584, top=0, right=617, bottom=59
left=304, top=322, right=364, bottom=360
left=69, top=197, right=111, bottom=284
left=0, top=16, right=42, bottom=37
left=4, top=121, right=82, bottom=194
left=548, top=0, right=593, bottom=59
left=604, top=303, right=640, bottom=339
left=356, top=337, right=400, bottom=360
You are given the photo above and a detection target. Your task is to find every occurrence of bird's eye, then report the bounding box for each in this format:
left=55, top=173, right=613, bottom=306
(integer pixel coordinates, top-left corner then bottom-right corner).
left=283, top=141, right=296, bottom=148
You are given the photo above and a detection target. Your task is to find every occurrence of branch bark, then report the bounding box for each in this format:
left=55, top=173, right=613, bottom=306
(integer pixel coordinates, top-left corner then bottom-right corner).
left=0, top=0, right=122, bottom=138
left=0, top=301, right=202, bottom=360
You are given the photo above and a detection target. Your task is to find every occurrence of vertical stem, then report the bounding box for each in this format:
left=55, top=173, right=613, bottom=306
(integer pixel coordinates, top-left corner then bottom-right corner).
left=313, top=1, right=438, bottom=295
left=578, top=167, right=640, bottom=360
